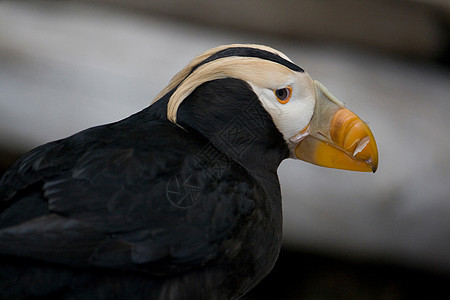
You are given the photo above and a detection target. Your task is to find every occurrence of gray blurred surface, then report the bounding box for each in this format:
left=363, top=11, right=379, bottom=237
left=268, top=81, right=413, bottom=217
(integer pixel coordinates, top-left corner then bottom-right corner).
left=94, top=0, right=450, bottom=59
left=1, top=0, right=450, bottom=274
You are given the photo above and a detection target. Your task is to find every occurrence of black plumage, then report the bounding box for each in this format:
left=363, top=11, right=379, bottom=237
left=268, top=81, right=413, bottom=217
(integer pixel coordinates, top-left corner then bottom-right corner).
left=0, top=76, right=289, bottom=299
left=0, top=44, right=379, bottom=299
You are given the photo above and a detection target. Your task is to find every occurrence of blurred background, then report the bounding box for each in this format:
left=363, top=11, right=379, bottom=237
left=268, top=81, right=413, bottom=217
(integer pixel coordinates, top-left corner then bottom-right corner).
left=1, top=0, right=449, bottom=298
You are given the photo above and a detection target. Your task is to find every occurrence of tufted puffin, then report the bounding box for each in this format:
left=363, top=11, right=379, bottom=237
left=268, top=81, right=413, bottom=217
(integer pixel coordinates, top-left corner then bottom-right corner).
left=0, top=44, right=378, bottom=299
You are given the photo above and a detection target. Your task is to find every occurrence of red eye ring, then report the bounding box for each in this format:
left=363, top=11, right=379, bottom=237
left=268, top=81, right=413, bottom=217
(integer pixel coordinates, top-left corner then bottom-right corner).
left=274, top=86, right=292, bottom=104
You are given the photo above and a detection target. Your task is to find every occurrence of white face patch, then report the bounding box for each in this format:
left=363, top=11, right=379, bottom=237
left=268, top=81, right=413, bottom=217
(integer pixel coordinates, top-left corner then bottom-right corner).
left=156, top=44, right=317, bottom=153
left=248, top=72, right=316, bottom=154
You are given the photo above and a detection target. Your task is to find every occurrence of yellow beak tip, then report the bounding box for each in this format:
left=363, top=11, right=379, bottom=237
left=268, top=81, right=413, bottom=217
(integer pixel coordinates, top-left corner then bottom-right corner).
left=294, top=107, right=378, bottom=173
left=297, top=83, right=378, bottom=173
left=371, top=161, right=378, bottom=173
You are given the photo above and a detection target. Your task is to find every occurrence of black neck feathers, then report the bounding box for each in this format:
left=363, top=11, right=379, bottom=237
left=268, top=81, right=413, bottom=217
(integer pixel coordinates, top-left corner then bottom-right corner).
left=176, top=78, right=289, bottom=173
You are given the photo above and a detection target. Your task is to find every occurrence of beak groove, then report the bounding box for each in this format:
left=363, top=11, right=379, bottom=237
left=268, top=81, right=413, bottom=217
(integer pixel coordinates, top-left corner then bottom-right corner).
left=293, top=81, right=378, bottom=173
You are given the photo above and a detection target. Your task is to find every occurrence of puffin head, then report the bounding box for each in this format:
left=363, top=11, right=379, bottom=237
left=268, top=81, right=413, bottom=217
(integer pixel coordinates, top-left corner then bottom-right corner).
left=153, top=44, right=378, bottom=173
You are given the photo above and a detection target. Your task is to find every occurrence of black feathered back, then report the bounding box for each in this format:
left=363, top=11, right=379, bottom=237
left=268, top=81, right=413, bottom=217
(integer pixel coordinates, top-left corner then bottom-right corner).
left=0, top=76, right=288, bottom=299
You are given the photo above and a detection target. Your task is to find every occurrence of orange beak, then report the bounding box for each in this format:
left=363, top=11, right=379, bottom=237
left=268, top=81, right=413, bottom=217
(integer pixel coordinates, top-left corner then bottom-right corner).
left=292, top=81, right=378, bottom=172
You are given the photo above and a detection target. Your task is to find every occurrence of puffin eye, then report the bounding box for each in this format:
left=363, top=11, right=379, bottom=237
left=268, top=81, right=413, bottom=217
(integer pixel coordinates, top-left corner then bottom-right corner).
left=274, top=86, right=292, bottom=104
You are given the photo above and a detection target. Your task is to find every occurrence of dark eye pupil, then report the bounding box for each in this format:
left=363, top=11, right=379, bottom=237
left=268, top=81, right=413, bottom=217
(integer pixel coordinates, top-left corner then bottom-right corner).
left=276, top=88, right=288, bottom=100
